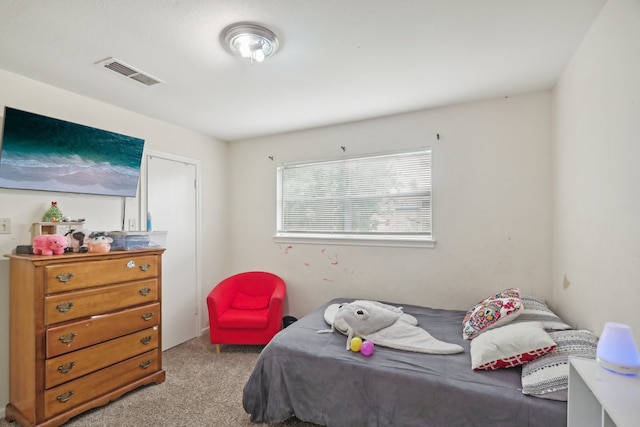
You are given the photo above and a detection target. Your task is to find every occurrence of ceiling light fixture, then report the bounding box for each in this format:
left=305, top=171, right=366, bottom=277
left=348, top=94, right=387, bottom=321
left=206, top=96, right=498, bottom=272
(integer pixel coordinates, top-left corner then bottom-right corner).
left=222, top=23, right=279, bottom=64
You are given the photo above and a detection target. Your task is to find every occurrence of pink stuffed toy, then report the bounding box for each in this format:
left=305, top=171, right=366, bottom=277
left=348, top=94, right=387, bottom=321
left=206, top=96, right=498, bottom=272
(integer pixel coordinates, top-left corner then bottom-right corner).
left=33, top=234, right=69, bottom=255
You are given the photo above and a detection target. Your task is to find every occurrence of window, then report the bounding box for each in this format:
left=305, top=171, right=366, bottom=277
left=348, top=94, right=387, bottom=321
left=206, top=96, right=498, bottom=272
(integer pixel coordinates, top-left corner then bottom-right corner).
left=276, top=147, right=433, bottom=247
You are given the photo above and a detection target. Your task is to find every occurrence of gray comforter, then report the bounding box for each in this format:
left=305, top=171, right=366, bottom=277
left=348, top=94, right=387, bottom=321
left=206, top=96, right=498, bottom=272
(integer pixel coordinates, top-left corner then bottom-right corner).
left=243, top=299, right=566, bottom=427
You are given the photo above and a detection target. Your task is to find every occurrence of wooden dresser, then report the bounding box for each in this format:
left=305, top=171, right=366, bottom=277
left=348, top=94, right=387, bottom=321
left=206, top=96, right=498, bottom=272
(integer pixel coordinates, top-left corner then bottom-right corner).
left=4, top=249, right=166, bottom=427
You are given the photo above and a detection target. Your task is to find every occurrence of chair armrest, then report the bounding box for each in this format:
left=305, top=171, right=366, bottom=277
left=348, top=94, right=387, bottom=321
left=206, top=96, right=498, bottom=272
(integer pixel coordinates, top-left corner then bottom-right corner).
left=270, top=282, right=286, bottom=305
left=266, top=281, right=286, bottom=327
left=208, top=280, right=235, bottom=319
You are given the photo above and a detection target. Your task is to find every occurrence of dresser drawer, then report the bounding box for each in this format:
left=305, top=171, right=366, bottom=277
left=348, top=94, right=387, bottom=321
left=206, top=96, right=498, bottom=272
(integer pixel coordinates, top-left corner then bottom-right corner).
left=46, top=327, right=158, bottom=388
left=45, top=255, right=159, bottom=294
left=45, top=279, right=158, bottom=325
left=46, top=303, right=160, bottom=358
left=44, top=350, right=160, bottom=419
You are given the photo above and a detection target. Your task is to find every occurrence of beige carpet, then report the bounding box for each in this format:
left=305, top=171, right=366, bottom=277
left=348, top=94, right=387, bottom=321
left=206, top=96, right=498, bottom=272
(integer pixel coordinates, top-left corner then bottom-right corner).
left=1, top=335, right=319, bottom=427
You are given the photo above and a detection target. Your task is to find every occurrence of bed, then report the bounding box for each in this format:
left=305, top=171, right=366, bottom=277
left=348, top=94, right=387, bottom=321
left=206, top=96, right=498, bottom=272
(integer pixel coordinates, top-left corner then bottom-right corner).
left=242, top=298, right=567, bottom=427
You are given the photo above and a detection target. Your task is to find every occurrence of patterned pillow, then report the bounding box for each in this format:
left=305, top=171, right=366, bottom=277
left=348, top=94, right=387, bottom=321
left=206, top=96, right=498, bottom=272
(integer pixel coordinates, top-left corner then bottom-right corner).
left=510, top=295, right=572, bottom=331
left=521, top=329, right=598, bottom=401
left=462, top=288, right=523, bottom=340
left=471, top=322, right=556, bottom=370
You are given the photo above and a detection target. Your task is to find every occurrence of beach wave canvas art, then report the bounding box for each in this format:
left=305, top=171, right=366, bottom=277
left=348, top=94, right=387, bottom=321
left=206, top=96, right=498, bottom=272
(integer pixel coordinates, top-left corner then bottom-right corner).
left=0, top=107, right=145, bottom=197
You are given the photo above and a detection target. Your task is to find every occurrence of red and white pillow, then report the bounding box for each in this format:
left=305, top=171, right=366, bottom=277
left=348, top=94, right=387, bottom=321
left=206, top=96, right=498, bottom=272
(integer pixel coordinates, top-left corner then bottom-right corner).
left=462, top=288, right=523, bottom=340
left=470, top=322, right=556, bottom=370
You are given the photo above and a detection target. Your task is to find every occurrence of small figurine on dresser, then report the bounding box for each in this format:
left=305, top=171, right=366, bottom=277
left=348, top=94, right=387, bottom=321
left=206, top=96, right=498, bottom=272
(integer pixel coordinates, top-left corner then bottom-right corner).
left=85, top=231, right=113, bottom=253
left=43, top=201, right=63, bottom=222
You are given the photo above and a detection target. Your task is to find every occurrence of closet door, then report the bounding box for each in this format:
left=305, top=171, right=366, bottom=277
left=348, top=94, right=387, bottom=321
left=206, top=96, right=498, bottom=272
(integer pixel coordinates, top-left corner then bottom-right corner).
left=146, top=153, right=199, bottom=350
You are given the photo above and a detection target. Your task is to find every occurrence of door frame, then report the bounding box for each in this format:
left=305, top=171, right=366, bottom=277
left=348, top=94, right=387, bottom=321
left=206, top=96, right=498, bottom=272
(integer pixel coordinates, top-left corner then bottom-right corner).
left=139, top=148, right=203, bottom=340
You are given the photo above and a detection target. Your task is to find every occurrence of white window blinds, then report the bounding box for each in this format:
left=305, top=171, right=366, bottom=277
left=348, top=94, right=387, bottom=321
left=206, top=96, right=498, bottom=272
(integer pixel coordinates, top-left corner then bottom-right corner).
left=276, top=148, right=432, bottom=245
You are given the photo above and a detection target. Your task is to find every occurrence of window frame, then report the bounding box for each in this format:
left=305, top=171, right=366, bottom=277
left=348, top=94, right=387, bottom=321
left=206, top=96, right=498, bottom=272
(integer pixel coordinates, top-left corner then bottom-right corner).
left=274, top=147, right=435, bottom=248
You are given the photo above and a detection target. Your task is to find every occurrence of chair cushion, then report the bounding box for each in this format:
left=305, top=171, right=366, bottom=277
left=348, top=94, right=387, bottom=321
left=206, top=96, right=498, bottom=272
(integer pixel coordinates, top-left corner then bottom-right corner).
left=218, top=308, right=270, bottom=329
left=231, top=292, right=271, bottom=310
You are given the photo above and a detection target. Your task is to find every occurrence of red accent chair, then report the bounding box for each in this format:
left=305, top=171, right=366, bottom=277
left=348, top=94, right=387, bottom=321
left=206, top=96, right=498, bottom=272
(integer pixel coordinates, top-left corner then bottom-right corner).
left=206, top=271, right=286, bottom=354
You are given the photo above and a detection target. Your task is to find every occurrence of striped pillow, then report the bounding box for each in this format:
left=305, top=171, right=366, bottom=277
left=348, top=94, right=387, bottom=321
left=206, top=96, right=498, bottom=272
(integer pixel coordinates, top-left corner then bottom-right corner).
left=521, top=329, right=598, bottom=401
left=511, top=295, right=572, bottom=331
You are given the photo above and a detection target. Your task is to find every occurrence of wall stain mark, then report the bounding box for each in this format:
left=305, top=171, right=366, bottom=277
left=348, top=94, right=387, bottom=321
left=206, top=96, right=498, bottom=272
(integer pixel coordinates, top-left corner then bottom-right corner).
left=321, top=248, right=339, bottom=265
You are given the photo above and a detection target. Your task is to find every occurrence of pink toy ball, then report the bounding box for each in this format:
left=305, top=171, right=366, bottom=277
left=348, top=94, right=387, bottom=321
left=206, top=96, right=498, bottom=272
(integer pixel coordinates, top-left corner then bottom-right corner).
left=361, top=341, right=374, bottom=356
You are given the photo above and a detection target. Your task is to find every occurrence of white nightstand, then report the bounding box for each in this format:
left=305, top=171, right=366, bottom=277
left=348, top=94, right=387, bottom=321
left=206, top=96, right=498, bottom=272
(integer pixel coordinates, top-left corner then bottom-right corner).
left=568, top=357, right=640, bottom=427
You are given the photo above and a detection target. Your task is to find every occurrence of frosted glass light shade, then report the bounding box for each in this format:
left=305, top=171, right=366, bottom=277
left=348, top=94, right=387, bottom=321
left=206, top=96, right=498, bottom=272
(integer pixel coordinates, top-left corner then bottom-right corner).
left=222, top=23, right=279, bottom=64
left=596, top=322, right=640, bottom=375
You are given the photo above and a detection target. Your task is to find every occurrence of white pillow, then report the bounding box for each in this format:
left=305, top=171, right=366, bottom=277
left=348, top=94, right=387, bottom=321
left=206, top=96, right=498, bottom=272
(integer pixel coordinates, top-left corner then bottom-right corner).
left=471, top=322, right=556, bottom=370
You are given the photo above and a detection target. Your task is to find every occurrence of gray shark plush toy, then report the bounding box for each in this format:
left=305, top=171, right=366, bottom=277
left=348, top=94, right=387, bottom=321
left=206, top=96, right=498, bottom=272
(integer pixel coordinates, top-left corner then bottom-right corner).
left=318, top=300, right=464, bottom=355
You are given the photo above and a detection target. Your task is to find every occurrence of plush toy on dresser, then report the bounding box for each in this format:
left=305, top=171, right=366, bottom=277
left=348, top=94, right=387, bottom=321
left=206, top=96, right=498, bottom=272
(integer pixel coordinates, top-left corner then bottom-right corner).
left=65, top=229, right=87, bottom=253
left=85, top=231, right=113, bottom=253
left=32, top=234, right=69, bottom=255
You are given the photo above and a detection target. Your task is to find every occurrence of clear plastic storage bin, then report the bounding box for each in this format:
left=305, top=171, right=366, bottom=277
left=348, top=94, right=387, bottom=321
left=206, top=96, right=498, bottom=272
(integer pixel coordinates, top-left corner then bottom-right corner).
left=107, top=231, right=167, bottom=250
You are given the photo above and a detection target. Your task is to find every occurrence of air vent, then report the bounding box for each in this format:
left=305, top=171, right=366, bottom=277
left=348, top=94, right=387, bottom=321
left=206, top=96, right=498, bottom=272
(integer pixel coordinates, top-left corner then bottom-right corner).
left=95, top=57, right=164, bottom=86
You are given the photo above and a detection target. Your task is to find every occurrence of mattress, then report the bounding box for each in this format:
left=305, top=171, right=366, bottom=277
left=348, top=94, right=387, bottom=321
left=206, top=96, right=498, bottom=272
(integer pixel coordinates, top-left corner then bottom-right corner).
left=243, top=298, right=566, bottom=427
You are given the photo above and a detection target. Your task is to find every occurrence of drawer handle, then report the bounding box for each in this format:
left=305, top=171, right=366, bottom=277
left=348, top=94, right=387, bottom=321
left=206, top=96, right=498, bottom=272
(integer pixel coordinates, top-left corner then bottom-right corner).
left=59, top=332, right=77, bottom=343
left=56, top=302, right=74, bottom=313
left=57, top=390, right=74, bottom=403
left=56, top=273, right=75, bottom=283
left=140, top=360, right=152, bottom=369
left=139, top=287, right=152, bottom=296
left=140, top=263, right=152, bottom=272
left=140, top=336, right=153, bottom=345
left=142, top=312, right=154, bottom=321
left=57, top=361, right=76, bottom=374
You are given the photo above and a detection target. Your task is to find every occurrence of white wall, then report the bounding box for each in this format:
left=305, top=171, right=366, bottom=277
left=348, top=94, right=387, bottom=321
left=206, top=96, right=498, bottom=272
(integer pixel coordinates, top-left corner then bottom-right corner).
left=552, top=0, right=640, bottom=344
left=0, top=69, right=229, bottom=413
left=228, top=92, right=553, bottom=319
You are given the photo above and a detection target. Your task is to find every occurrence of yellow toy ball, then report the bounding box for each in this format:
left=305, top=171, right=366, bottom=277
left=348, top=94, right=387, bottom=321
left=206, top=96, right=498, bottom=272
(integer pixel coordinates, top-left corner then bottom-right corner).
left=350, top=337, right=363, bottom=352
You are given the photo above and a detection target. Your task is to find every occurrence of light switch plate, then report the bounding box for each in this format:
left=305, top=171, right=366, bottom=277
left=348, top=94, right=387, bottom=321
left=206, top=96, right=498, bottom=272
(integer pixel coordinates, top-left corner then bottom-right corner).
left=0, top=218, right=10, bottom=234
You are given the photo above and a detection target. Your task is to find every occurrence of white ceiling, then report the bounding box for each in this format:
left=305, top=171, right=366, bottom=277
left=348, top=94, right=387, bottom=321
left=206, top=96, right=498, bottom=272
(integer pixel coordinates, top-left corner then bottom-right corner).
left=0, top=0, right=606, bottom=142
